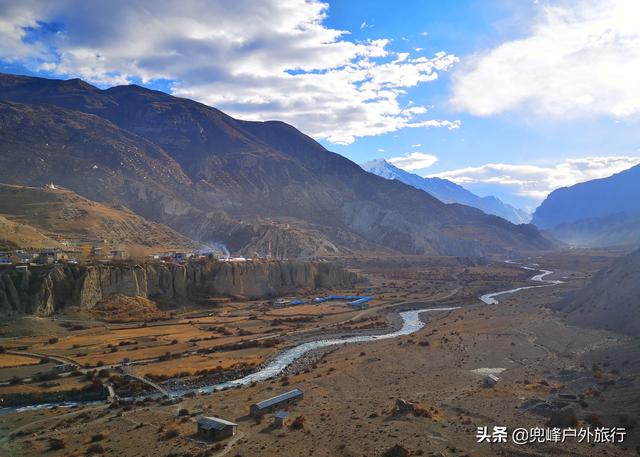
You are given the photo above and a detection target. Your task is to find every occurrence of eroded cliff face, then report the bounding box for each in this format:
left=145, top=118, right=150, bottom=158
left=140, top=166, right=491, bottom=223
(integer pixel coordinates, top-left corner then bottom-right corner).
left=0, top=259, right=357, bottom=316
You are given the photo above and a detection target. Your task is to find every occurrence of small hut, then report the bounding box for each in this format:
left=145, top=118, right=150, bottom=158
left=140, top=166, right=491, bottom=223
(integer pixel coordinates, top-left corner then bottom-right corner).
left=482, top=374, right=500, bottom=388
left=197, top=416, right=238, bottom=441
left=273, top=410, right=289, bottom=428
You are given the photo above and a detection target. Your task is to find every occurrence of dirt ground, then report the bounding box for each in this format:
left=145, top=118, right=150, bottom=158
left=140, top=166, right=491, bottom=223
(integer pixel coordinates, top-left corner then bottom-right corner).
left=1, top=250, right=638, bottom=456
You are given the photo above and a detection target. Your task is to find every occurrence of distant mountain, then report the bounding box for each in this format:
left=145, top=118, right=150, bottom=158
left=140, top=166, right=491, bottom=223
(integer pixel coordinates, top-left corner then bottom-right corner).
left=0, top=73, right=554, bottom=258
left=532, top=165, right=640, bottom=248
left=362, top=159, right=530, bottom=224
left=555, top=248, right=640, bottom=335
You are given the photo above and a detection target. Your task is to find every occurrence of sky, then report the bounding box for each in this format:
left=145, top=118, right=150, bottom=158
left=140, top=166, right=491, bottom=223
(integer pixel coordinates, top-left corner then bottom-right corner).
left=0, top=0, right=639, bottom=211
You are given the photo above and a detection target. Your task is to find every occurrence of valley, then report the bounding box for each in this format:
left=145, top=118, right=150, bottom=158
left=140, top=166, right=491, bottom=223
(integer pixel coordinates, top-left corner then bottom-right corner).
left=1, top=250, right=638, bottom=456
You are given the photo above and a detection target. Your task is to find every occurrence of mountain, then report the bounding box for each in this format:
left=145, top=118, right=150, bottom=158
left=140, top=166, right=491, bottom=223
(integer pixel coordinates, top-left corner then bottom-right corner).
left=0, top=183, right=196, bottom=251
left=555, top=248, right=640, bottom=335
left=532, top=165, right=640, bottom=248
left=0, top=215, right=62, bottom=250
left=0, top=73, right=554, bottom=258
left=362, top=159, right=530, bottom=224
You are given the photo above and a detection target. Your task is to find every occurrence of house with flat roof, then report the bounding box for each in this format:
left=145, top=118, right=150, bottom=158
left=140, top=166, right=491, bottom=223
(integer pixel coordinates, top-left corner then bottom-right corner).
left=196, top=416, right=238, bottom=441
left=273, top=410, right=289, bottom=428
left=250, top=388, right=304, bottom=417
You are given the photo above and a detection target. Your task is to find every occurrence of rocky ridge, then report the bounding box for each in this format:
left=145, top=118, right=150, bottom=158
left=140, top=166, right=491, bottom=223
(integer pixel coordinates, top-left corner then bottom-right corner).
left=0, top=259, right=357, bottom=316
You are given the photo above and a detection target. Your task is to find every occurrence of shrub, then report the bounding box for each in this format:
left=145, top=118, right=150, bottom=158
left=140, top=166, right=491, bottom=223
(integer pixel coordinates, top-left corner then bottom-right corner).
left=289, top=415, right=305, bottom=430
left=178, top=408, right=189, bottom=416
left=162, top=429, right=179, bottom=440
left=48, top=337, right=59, bottom=345
left=48, top=437, right=65, bottom=450
left=86, top=443, right=105, bottom=454
left=382, top=445, right=410, bottom=457
left=90, top=433, right=106, bottom=442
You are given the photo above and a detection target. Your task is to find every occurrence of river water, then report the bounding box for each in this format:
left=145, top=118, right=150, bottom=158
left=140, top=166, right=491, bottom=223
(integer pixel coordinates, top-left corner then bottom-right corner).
left=3, top=263, right=561, bottom=413
left=480, top=266, right=564, bottom=305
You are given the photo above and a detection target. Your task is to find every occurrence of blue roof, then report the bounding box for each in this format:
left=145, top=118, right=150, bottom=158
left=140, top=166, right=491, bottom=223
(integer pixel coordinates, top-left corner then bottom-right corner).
left=314, top=295, right=367, bottom=303
left=253, top=388, right=303, bottom=410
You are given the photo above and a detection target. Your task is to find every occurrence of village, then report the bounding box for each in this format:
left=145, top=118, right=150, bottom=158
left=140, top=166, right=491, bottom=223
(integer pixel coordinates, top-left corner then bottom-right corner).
left=0, top=244, right=251, bottom=270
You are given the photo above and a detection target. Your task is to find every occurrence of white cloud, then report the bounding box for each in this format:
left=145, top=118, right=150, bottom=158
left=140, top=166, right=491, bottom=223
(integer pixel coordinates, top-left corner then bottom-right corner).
left=451, top=0, right=640, bottom=119
left=411, top=143, right=422, bottom=147
left=388, top=152, right=438, bottom=171
left=376, top=148, right=385, bottom=152
left=0, top=0, right=460, bottom=145
left=430, top=156, right=640, bottom=201
left=406, top=119, right=461, bottom=130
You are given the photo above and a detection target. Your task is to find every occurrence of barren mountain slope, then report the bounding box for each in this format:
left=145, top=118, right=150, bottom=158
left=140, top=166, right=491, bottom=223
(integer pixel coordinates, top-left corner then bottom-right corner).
left=555, top=248, right=640, bottom=335
left=0, top=215, right=62, bottom=249
left=0, top=184, right=195, bottom=251
left=0, top=73, right=555, bottom=257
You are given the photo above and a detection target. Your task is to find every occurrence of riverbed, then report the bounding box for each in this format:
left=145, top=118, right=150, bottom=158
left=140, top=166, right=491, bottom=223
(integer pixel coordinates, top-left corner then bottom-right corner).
left=2, top=263, right=562, bottom=413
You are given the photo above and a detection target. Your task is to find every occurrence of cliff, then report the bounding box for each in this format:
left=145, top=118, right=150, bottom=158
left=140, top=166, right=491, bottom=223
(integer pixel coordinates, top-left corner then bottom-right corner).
left=0, top=259, right=358, bottom=316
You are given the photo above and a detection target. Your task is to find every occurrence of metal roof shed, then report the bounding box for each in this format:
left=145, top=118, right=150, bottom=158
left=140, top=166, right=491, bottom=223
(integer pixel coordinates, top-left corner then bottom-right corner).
left=197, top=416, right=238, bottom=441
left=250, top=388, right=304, bottom=417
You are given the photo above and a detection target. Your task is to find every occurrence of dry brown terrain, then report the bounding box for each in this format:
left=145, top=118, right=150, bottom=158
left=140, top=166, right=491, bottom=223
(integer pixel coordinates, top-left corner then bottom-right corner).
left=0, top=183, right=196, bottom=251
left=0, top=251, right=638, bottom=456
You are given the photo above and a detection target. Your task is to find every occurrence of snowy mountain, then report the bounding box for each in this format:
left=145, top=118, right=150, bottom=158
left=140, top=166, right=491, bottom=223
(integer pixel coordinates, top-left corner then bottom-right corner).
left=362, top=159, right=530, bottom=224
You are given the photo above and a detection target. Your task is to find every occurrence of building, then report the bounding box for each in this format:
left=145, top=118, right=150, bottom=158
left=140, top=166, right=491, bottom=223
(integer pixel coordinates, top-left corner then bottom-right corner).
left=37, top=248, right=64, bottom=265
left=348, top=296, right=373, bottom=309
left=273, top=298, right=290, bottom=308
left=273, top=410, right=288, bottom=428
left=15, top=250, right=34, bottom=264
left=109, top=249, right=128, bottom=260
left=250, top=388, right=304, bottom=417
left=196, top=416, right=238, bottom=441
left=482, top=374, right=500, bottom=388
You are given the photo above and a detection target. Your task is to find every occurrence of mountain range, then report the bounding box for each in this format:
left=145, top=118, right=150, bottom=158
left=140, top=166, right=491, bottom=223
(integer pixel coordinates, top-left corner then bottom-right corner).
left=532, top=164, right=640, bottom=248
left=0, top=73, right=554, bottom=258
left=362, top=159, right=530, bottom=224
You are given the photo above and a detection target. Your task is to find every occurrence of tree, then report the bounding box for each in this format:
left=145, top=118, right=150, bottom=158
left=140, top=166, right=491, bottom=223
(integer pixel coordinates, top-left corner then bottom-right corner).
left=102, top=240, right=110, bottom=259
left=82, top=244, right=92, bottom=260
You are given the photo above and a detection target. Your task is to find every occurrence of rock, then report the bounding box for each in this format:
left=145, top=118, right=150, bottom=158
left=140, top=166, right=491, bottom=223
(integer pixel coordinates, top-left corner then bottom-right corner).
left=546, top=405, right=578, bottom=428
left=393, top=398, right=417, bottom=415
left=0, top=259, right=357, bottom=317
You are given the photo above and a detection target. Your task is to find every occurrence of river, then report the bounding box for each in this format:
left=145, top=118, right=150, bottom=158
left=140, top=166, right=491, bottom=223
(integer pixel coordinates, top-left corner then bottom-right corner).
left=2, top=262, right=561, bottom=413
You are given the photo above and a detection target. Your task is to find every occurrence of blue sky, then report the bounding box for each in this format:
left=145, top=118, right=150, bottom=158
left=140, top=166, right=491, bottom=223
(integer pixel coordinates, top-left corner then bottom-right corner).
left=1, top=0, right=639, bottom=211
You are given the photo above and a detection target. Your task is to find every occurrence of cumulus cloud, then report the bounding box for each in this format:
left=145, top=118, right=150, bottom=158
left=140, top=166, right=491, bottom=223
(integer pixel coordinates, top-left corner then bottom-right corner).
left=388, top=152, right=438, bottom=171
left=451, top=0, right=640, bottom=119
left=0, top=0, right=460, bottom=144
left=430, top=156, right=640, bottom=201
